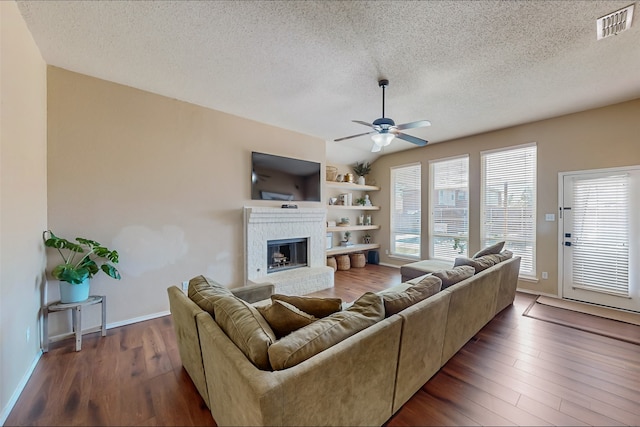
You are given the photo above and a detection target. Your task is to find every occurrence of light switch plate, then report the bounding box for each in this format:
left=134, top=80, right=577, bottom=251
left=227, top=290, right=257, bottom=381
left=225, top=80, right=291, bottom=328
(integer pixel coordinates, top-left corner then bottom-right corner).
left=545, top=213, right=555, bottom=221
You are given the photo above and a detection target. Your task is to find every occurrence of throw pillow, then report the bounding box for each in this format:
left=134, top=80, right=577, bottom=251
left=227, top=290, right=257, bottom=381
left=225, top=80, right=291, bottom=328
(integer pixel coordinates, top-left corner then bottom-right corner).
left=432, top=265, right=475, bottom=289
left=472, top=241, right=505, bottom=258
left=268, top=292, right=384, bottom=370
left=383, top=275, right=442, bottom=317
left=257, top=300, right=317, bottom=338
left=187, top=275, right=233, bottom=317
left=271, top=294, right=342, bottom=318
left=214, top=296, right=276, bottom=371
left=481, top=250, right=514, bottom=265
left=454, top=255, right=497, bottom=273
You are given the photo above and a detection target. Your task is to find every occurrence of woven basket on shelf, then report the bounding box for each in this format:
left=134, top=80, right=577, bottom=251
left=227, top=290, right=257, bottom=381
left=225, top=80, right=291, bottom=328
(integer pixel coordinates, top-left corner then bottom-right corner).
left=326, top=166, right=338, bottom=182
left=326, top=256, right=337, bottom=272
left=349, top=252, right=366, bottom=268
left=336, top=254, right=351, bottom=271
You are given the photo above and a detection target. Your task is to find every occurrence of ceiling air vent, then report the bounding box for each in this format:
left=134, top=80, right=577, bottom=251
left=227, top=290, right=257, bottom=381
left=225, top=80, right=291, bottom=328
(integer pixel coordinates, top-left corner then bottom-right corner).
left=597, top=4, right=634, bottom=40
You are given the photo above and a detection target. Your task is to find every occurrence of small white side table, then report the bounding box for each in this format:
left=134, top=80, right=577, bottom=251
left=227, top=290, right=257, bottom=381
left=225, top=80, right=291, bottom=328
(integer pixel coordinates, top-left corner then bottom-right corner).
left=42, top=295, right=106, bottom=352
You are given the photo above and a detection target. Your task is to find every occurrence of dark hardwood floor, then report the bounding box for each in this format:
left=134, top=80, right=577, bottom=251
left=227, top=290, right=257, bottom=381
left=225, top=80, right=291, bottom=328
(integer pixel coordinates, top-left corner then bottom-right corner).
left=6, top=265, right=640, bottom=426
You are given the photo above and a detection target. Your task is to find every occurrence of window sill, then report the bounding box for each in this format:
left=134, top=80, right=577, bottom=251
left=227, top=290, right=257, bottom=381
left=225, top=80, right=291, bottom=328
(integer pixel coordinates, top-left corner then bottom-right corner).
left=519, top=275, right=539, bottom=284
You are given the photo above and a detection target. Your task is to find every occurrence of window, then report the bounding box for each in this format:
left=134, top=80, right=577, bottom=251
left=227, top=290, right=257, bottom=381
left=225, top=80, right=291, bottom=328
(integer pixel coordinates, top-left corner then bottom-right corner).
left=481, top=144, right=537, bottom=276
left=429, top=156, right=469, bottom=260
left=391, top=163, right=421, bottom=258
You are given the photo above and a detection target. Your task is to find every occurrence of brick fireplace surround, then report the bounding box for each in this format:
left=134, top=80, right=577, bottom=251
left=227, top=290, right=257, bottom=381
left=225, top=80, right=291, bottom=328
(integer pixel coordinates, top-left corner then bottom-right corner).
left=243, top=207, right=334, bottom=295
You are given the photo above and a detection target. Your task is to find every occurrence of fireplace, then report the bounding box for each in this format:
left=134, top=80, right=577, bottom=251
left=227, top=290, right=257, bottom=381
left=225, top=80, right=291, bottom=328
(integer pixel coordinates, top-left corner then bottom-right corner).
left=244, top=207, right=334, bottom=295
left=267, top=238, right=308, bottom=273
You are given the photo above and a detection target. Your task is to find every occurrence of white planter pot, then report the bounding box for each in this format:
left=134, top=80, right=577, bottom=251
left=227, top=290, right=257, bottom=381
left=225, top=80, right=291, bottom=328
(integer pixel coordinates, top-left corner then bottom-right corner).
left=357, top=176, right=366, bottom=185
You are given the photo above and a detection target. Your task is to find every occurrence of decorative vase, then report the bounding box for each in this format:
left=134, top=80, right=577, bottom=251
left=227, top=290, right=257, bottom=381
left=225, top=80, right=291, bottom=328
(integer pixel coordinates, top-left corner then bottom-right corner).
left=59, top=279, right=90, bottom=303
left=357, top=175, right=366, bottom=185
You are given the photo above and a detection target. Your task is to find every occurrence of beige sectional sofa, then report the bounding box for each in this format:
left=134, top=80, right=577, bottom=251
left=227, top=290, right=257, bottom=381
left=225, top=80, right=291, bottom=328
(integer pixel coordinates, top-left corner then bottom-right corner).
left=168, top=255, right=521, bottom=426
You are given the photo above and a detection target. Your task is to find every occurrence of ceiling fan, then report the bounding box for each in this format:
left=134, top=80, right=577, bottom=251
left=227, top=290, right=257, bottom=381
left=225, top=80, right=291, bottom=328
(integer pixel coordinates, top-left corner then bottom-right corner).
left=334, top=79, right=431, bottom=153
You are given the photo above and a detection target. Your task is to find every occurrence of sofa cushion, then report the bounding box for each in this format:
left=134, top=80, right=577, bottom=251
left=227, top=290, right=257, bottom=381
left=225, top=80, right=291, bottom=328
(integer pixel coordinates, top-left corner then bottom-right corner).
left=399, top=259, right=453, bottom=281
left=472, top=241, right=505, bottom=258
left=257, top=300, right=317, bottom=338
left=481, top=250, right=514, bottom=265
left=432, top=265, right=475, bottom=289
left=268, top=292, right=384, bottom=370
left=214, top=296, right=276, bottom=370
left=187, top=275, right=233, bottom=317
left=271, top=294, right=342, bottom=318
left=453, top=255, right=497, bottom=273
left=383, top=276, right=442, bottom=317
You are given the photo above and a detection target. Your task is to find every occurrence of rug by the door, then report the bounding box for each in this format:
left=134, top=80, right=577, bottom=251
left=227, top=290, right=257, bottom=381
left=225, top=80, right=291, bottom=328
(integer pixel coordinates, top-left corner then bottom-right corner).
left=523, top=296, right=640, bottom=345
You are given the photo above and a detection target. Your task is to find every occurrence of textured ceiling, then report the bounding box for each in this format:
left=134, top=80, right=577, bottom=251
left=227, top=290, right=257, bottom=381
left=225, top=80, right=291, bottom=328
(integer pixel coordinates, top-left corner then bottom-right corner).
left=17, top=0, right=640, bottom=164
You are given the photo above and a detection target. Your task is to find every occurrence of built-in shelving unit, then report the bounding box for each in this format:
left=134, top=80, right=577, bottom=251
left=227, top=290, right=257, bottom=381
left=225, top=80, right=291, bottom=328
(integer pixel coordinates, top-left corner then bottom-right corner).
left=326, top=224, right=380, bottom=232
left=327, top=205, right=380, bottom=211
left=325, top=180, right=381, bottom=257
left=326, top=243, right=380, bottom=257
left=326, top=182, right=380, bottom=192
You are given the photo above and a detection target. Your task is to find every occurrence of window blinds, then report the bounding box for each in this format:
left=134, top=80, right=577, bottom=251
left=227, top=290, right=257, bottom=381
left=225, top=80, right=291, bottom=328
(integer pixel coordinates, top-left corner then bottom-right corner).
left=430, top=156, right=469, bottom=260
left=572, top=174, right=629, bottom=296
left=391, top=164, right=421, bottom=258
left=481, top=144, right=537, bottom=275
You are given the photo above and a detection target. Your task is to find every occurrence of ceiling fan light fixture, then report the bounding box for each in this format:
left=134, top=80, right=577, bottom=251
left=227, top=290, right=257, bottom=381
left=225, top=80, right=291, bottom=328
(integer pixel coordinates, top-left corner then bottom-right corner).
left=372, top=132, right=395, bottom=147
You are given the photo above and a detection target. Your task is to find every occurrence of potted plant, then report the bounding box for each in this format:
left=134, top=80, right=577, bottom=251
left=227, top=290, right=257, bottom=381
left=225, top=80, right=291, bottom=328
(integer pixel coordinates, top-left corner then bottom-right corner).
left=43, top=230, right=121, bottom=303
left=352, top=162, right=372, bottom=185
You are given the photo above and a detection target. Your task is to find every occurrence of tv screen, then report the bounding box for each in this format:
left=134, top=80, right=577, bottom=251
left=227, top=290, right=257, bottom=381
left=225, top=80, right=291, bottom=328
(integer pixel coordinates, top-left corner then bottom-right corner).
left=251, top=152, right=321, bottom=202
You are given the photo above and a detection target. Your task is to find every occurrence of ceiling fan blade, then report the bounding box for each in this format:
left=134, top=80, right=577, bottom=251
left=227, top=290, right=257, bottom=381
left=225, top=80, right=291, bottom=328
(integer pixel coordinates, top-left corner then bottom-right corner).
left=352, top=120, right=376, bottom=128
left=371, top=143, right=382, bottom=153
left=334, top=130, right=376, bottom=142
left=395, top=120, right=431, bottom=131
left=395, top=132, right=429, bottom=146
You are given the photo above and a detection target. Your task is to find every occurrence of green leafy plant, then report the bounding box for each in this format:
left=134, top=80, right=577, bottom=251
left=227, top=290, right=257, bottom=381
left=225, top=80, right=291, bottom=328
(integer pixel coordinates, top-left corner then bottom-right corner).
left=453, top=237, right=466, bottom=255
left=344, top=231, right=352, bottom=242
left=355, top=197, right=366, bottom=206
left=43, top=230, right=121, bottom=284
left=352, top=161, right=371, bottom=177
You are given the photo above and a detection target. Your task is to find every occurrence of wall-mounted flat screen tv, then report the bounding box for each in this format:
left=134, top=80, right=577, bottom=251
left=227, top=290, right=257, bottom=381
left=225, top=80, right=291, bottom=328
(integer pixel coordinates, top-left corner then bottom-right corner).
left=251, top=152, right=321, bottom=202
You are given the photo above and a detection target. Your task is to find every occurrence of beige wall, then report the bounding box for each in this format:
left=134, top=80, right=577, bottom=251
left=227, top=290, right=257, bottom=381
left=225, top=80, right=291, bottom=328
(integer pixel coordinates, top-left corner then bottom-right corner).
left=370, top=98, right=640, bottom=296
left=46, top=67, right=326, bottom=333
left=0, top=0, right=48, bottom=421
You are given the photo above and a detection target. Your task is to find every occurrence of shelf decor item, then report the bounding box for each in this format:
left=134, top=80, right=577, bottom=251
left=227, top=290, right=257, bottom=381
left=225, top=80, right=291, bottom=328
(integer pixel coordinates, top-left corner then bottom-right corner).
left=352, top=161, right=372, bottom=185
left=350, top=253, right=366, bottom=268
left=43, top=230, right=121, bottom=303
left=336, top=254, right=351, bottom=271
left=326, top=165, right=338, bottom=182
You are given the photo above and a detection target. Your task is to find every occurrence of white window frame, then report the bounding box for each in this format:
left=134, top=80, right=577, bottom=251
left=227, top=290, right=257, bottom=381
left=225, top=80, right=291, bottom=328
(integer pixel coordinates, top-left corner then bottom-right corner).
left=390, top=163, right=422, bottom=260
left=481, top=143, right=537, bottom=278
left=429, top=155, right=469, bottom=261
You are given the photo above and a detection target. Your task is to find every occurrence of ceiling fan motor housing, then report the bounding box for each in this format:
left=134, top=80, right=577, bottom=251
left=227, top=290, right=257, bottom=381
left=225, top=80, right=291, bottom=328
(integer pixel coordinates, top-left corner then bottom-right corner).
left=372, top=117, right=395, bottom=129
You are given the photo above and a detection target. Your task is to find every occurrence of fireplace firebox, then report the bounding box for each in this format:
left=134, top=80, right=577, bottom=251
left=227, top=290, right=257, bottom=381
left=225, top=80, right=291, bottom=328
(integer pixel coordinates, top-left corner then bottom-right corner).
left=267, top=238, right=308, bottom=273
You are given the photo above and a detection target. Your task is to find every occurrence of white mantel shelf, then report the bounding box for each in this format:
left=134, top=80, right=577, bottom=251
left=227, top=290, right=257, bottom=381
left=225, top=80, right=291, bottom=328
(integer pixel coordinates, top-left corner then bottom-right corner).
left=245, top=207, right=327, bottom=223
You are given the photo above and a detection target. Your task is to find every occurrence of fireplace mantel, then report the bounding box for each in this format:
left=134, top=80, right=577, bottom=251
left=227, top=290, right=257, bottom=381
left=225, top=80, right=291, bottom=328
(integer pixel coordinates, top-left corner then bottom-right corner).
left=244, top=207, right=333, bottom=294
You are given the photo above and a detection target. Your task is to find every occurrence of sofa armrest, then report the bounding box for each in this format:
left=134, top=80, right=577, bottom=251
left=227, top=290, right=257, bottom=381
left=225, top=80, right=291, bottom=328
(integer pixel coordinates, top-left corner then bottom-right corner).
left=231, top=282, right=275, bottom=303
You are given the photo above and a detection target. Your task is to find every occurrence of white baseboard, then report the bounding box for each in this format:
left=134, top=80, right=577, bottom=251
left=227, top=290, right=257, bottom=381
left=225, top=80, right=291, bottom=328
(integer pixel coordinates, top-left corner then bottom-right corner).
left=106, top=310, right=171, bottom=329
left=47, top=310, right=172, bottom=342
left=0, top=350, right=42, bottom=426
left=516, top=288, right=558, bottom=298
left=378, top=262, right=400, bottom=269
